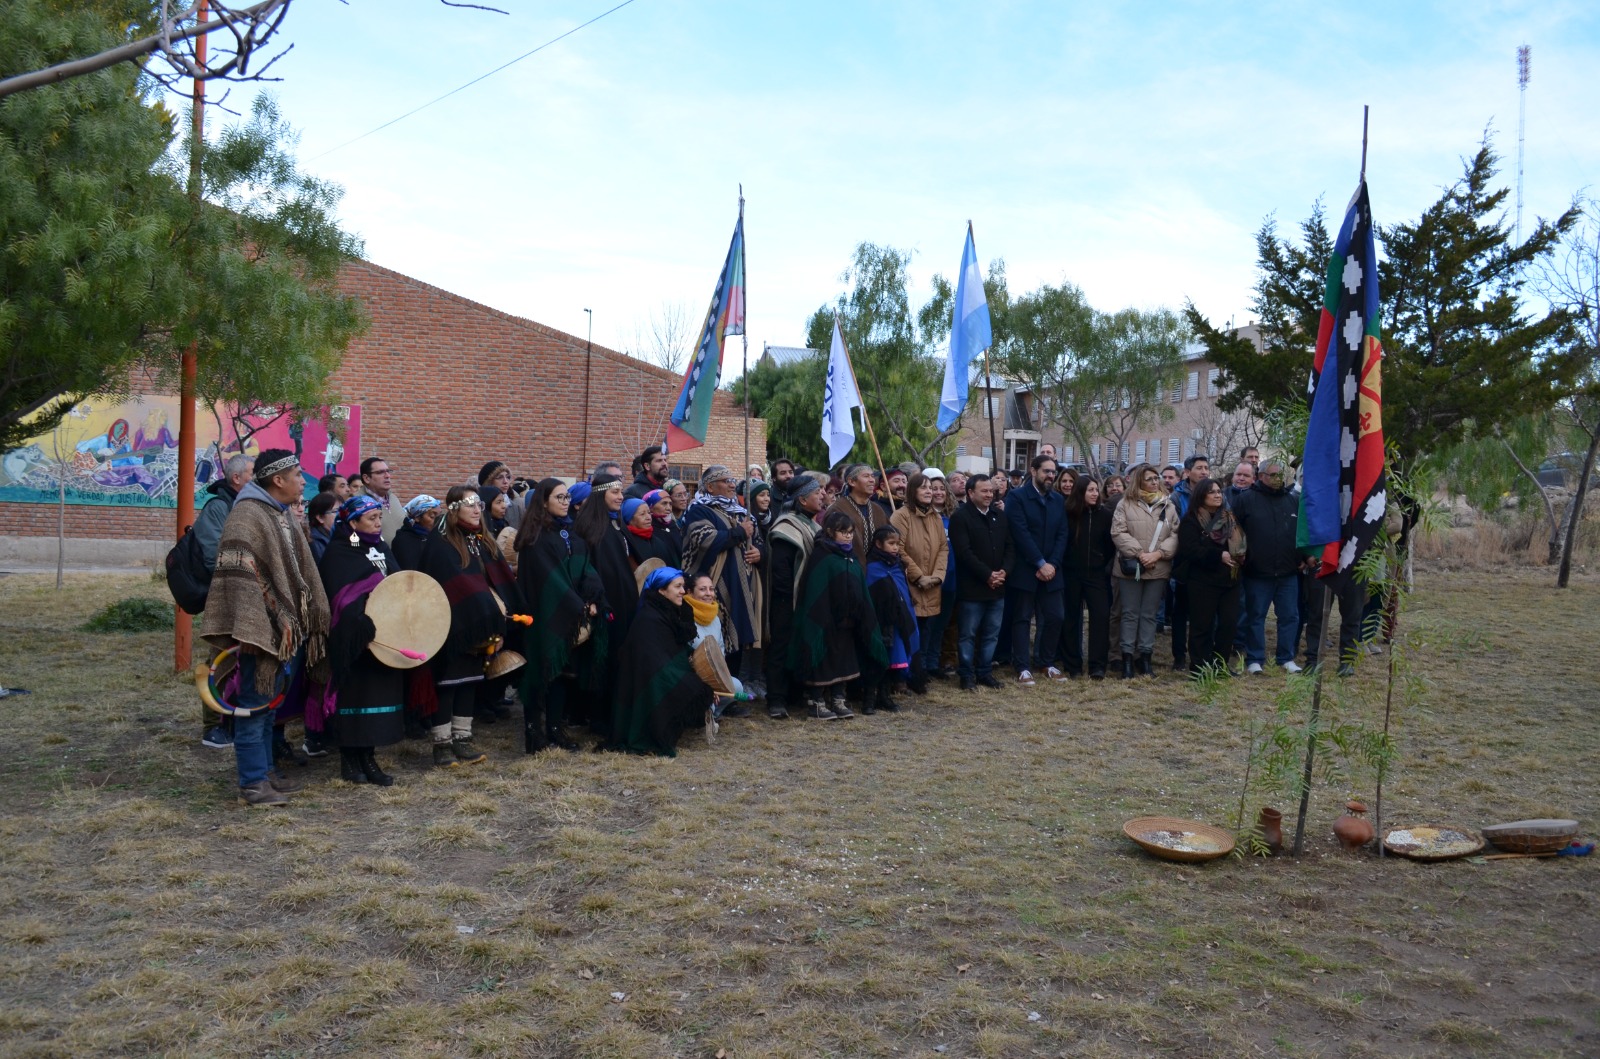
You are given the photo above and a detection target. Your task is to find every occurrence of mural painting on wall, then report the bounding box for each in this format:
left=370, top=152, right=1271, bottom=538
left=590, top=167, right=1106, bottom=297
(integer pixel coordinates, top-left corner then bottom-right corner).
left=0, top=396, right=362, bottom=508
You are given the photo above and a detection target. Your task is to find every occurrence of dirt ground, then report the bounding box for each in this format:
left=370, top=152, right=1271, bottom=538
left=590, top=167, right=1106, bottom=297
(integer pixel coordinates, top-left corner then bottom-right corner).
left=0, top=567, right=1595, bottom=1058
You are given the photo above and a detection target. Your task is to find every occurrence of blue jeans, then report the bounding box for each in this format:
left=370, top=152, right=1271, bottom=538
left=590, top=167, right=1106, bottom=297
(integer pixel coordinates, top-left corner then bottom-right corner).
left=921, top=587, right=955, bottom=673
left=233, top=649, right=302, bottom=787
left=957, top=599, right=1005, bottom=680
left=1242, top=574, right=1300, bottom=666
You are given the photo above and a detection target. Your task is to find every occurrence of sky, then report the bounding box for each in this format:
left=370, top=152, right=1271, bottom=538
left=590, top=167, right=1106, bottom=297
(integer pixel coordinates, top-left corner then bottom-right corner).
left=222, top=0, right=1600, bottom=372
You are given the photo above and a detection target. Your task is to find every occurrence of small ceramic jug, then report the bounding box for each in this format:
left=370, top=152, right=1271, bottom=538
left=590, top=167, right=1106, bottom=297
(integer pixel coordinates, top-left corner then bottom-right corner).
left=1333, top=800, right=1375, bottom=851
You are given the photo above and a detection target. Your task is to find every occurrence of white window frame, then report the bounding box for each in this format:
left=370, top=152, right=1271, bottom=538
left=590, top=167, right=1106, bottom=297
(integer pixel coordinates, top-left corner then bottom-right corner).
left=1186, top=371, right=1200, bottom=400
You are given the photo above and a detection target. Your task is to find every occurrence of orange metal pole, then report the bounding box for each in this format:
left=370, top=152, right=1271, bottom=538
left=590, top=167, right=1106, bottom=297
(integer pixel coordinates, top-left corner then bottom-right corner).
left=174, top=1, right=207, bottom=673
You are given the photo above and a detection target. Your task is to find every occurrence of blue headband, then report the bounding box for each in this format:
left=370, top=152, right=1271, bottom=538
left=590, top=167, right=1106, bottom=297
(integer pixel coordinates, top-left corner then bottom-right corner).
left=568, top=481, right=593, bottom=507
left=340, top=494, right=384, bottom=523
left=643, top=566, right=684, bottom=592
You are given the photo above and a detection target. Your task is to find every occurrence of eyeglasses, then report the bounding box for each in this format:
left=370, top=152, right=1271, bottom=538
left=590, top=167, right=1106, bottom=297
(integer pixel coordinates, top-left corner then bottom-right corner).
left=552, top=493, right=570, bottom=502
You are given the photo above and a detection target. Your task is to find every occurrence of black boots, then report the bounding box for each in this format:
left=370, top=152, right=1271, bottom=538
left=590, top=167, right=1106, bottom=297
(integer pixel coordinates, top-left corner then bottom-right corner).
left=340, top=748, right=368, bottom=784
left=1120, top=654, right=1135, bottom=679
left=361, top=749, right=394, bottom=787
left=1137, top=652, right=1154, bottom=677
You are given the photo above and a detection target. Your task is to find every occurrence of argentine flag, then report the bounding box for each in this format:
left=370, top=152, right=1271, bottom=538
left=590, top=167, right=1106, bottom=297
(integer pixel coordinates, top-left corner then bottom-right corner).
left=937, top=224, right=994, bottom=431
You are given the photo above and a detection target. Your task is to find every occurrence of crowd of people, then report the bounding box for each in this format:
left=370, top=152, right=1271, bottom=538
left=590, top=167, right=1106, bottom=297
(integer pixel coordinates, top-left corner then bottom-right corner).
left=192, top=441, right=1385, bottom=807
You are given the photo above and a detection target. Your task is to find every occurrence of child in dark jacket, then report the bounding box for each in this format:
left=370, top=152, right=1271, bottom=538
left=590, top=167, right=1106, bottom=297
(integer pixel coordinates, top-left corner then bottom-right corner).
left=864, top=526, right=920, bottom=714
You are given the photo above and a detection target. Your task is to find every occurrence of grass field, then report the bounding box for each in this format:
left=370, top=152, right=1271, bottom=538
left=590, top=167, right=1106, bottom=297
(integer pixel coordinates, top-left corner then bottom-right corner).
left=0, top=567, right=1595, bottom=1058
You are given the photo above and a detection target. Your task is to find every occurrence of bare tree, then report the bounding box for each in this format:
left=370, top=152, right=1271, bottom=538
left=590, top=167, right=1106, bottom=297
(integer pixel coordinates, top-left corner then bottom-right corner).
left=1188, top=399, right=1263, bottom=474
left=630, top=300, right=698, bottom=375
left=1537, top=202, right=1600, bottom=588
left=0, top=0, right=506, bottom=101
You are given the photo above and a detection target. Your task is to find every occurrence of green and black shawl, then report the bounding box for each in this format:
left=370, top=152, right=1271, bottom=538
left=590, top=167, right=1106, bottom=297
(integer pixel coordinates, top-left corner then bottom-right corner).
left=787, top=538, right=886, bottom=687
left=611, top=590, right=711, bottom=757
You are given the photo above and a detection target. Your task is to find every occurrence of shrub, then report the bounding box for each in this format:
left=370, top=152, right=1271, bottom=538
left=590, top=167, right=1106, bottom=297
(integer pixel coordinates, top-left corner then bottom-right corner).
left=83, top=598, right=174, bottom=633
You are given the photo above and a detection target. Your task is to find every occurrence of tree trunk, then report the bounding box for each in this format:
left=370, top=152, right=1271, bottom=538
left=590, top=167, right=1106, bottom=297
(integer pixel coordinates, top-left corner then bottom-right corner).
left=1556, top=425, right=1600, bottom=589
left=1497, top=436, right=1562, bottom=564
left=56, top=464, right=65, bottom=590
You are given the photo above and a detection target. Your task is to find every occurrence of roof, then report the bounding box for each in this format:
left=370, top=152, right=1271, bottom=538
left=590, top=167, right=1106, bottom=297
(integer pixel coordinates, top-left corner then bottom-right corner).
left=762, top=345, right=819, bottom=367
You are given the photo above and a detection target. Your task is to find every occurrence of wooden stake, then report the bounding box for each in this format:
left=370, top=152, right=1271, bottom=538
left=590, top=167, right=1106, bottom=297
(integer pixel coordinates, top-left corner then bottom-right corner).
left=1291, top=584, right=1337, bottom=856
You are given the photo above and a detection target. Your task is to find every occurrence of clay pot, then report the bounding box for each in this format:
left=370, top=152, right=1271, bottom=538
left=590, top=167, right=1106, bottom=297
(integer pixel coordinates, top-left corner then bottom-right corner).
left=1333, top=800, right=1375, bottom=851
left=1258, top=807, right=1284, bottom=854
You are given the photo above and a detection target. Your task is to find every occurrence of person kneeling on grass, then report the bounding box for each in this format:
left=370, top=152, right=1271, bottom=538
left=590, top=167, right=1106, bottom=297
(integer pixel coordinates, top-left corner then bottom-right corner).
left=611, top=567, right=714, bottom=757
left=787, top=511, right=887, bottom=720
left=864, top=526, right=919, bottom=714
left=686, top=574, right=756, bottom=719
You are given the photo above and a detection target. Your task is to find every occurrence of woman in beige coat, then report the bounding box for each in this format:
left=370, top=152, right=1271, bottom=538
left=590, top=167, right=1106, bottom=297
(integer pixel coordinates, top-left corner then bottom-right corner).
left=1110, top=463, right=1179, bottom=678
left=890, top=472, right=948, bottom=693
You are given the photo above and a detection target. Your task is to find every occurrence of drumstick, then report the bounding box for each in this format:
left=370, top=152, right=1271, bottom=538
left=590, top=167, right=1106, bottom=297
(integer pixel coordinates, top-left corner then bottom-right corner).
left=508, top=614, right=533, bottom=625
left=372, top=640, right=428, bottom=660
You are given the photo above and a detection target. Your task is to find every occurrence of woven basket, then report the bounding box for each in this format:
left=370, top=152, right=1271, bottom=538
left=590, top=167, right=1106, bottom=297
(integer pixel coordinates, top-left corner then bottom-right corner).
left=1123, top=816, right=1235, bottom=863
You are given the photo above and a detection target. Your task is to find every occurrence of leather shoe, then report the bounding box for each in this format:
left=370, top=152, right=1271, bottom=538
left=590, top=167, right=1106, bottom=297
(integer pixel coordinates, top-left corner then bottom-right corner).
left=959, top=676, right=977, bottom=692
left=976, top=674, right=1002, bottom=689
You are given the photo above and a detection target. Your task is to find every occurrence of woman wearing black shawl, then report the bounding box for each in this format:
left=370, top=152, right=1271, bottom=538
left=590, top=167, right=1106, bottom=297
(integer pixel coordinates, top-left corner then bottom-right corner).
left=316, top=495, right=406, bottom=785
left=392, top=494, right=442, bottom=572
left=788, top=511, right=887, bottom=720
left=621, top=496, right=681, bottom=568
left=612, top=566, right=713, bottom=756
left=572, top=473, right=636, bottom=736
left=512, top=478, right=608, bottom=753
left=419, top=484, right=523, bottom=767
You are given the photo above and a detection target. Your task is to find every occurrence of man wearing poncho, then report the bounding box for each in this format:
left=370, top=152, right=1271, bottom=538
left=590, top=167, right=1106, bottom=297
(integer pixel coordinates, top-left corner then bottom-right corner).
left=680, top=466, right=765, bottom=667
left=200, top=448, right=329, bottom=808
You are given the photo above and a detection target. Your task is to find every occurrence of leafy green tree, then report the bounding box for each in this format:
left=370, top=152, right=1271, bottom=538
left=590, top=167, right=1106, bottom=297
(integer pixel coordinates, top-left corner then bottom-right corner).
left=0, top=0, right=366, bottom=451
left=1189, top=141, right=1582, bottom=472
left=735, top=351, right=828, bottom=470
left=1001, top=283, right=1187, bottom=469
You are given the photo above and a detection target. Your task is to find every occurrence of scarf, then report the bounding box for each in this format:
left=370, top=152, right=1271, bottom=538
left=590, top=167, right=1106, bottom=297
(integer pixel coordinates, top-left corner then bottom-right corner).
left=690, top=490, right=749, bottom=518
left=1139, top=489, right=1163, bottom=504
left=627, top=523, right=654, bottom=541
left=687, top=595, right=721, bottom=629
left=1200, top=505, right=1238, bottom=547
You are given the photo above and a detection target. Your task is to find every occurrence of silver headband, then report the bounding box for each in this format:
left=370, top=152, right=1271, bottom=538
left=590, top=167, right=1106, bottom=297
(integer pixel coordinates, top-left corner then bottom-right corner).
left=254, top=456, right=300, bottom=481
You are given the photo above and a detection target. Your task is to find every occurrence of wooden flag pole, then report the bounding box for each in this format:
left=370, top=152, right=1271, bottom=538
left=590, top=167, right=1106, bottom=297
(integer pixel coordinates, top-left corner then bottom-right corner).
left=984, top=345, right=1000, bottom=475
left=1291, top=584, right=1338, bottom=856
left=838, top=319, right=896, bottom=512
left=740, top=188, right=750, bottom=488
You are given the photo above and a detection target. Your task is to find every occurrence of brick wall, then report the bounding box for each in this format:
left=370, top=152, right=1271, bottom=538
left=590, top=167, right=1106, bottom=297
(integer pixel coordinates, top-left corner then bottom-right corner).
left=2, top=259, right=765, bottom=541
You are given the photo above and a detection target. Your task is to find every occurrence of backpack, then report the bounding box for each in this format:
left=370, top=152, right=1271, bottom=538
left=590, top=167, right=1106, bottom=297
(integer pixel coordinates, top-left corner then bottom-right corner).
left=165, top=525, right=212, bottom=615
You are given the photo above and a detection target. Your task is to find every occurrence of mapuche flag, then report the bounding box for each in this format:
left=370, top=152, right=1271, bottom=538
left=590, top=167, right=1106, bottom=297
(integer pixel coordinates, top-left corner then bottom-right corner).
left=665, top=210, right=745, bottom=453
left=1299, top=180, right=1386, bottom=586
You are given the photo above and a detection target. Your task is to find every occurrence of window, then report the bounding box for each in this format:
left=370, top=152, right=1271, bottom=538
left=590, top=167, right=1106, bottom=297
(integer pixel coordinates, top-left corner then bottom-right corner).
left=1122, top=442, right=1132, bottom=464
left=1183, top=437, right=1196, bottom=459
left=665, top=463, right=701, bottom=484
left=1186, top=371, right=1200, bottom=400
left=1206, top=368, right=1220, bottom=397
left=1135, top=440, right=1147, bottom=463
left=1171, top=381, right=1183, bottom=403
left=981, top=445, right=993, bottom=460
left=1062, top=445, right=1074, bottom=464
left=1121, top=388, right=1131, bottom=410
left=1091, top=443, right=1101, bottom=464
left=1167, top=438, right=1180, bottom=464
left=955, top=443, right=967, bottom=457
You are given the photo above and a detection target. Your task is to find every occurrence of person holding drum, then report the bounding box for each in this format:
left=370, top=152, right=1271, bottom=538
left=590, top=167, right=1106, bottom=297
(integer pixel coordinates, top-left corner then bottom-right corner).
left=612, top=566, right=715, bottom=757
left=317, top=495, right=407, bottom=785
left=419, top=485, right=523, bottom=767
left=512, top=478, right=608, bottom=754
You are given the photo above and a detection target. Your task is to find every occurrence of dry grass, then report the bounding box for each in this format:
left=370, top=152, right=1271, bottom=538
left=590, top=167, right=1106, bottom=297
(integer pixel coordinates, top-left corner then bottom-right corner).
left=0, top=569, right=1596, bottom=1057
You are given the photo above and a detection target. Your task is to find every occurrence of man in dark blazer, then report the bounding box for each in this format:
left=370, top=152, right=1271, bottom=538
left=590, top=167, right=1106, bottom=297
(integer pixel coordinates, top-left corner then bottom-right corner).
left=949, top=473, right=1015, bottom=691
left=1005, top=454, right=1069, bottom=684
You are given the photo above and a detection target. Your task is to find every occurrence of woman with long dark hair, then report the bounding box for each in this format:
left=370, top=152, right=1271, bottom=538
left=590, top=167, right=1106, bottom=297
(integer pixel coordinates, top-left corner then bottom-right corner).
left=419, top=484, right=522, bottom=765
left=512, top=478, right=608, bottom=752
left=571, top=474, right=636, bottom=735
left=890, top=471, right=947, bottom=693
left=1061, top=475, right=1116, bottom=679
left=1175, top=477, right=1245, bottom=676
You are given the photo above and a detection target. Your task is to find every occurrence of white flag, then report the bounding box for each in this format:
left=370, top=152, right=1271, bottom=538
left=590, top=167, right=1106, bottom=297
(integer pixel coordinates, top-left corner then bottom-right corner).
left=821, top=317, right=861, bottom=469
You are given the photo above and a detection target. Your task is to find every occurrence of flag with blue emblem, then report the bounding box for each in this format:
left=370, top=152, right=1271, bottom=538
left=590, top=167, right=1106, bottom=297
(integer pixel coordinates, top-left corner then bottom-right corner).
left=937, top=223, right=993, bottom=431
left=1299, top=180, right=1386, bottom=587
left=665, top=208, right=745, bottom=453
left=822, top=316, right=862, bottom=469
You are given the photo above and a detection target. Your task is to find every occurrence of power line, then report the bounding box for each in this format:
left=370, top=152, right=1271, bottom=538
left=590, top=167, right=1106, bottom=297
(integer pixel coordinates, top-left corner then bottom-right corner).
left=310, top=0, right=641, bottom=161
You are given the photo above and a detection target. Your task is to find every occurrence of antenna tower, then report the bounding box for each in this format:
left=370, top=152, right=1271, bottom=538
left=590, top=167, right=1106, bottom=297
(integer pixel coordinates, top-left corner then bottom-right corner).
left=1517, top=45, right=1530, bottom=244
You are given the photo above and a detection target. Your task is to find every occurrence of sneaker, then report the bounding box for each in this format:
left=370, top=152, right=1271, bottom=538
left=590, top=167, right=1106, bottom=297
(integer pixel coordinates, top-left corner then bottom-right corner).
left=1046, top=667, right=1068, bottom=682
left=238, top=781, right=287, bottom=808
left=830, top=700, right=855, bottom=720
left=1246, top=663, right=1264, bottom=675
left=301, top=732, right=329, bottom=758
left=1337, top=663, right=1357, bottom=678
left=1017, top=669, right=1036, bottom=687
left=202, top=725, right=233, bottom=749
left=432, top=743, right=460, bottom=768
left=273, top=735, right=308, bottom=767
left=1282, top=661, right=1303, bottom=674
left=976, top=674, right=1002, bottom=689
left=451, top=738, right=488, bottom=765
left=960, top=676, right=977, bottom=692
left=767, top=704, right=789, bottom=720
left=722, top=703, right=752, bottom=718
left=807, top=703, right=839, bottom=720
